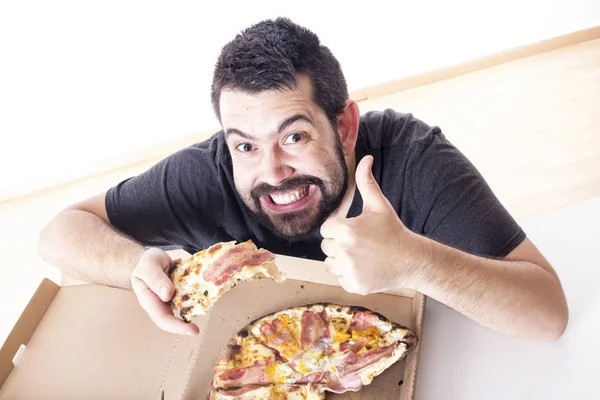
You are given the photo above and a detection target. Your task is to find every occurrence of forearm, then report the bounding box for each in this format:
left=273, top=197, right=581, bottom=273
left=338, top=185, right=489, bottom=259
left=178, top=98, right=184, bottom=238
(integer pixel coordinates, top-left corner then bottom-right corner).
left=38, top=209, right=145, bottom=288
left=406, top=234, right=568, bottom=340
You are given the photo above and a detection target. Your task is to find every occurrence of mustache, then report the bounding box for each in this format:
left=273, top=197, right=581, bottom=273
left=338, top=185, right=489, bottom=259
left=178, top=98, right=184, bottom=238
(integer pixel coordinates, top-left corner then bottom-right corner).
left=251, top=176, right=324, bottom=199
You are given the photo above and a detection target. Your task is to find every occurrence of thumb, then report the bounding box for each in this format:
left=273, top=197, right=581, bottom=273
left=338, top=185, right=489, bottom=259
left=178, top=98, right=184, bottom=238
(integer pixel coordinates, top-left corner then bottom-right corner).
left=355, top=155, right=388, bottom=213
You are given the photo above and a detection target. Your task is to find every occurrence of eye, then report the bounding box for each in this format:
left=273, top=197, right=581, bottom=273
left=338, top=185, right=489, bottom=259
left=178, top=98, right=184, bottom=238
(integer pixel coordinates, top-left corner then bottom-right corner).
left=235, top=143, right=253, bottom=152
left=284, top=133, right=305, bottom=144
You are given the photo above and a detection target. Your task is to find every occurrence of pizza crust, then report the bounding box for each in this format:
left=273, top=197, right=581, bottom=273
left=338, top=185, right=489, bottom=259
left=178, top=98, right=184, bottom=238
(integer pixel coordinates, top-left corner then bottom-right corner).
left=168, top=240, right=285, bottom=323
left=209, top=384, right=325, bottom=399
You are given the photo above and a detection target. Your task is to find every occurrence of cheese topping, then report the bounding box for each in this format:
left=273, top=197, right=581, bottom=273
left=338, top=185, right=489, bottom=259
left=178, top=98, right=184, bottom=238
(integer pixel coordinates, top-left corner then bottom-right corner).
left=265, top=363, right=299, bottom=384
left=216, top=304, right=417, bottom=396
left=333, top=331, right=351, bottom=344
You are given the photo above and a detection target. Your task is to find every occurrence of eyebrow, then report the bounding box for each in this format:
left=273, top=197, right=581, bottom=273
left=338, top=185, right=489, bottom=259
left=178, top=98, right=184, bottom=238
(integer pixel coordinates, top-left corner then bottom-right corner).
left=224, top=113, right=315, bottom=141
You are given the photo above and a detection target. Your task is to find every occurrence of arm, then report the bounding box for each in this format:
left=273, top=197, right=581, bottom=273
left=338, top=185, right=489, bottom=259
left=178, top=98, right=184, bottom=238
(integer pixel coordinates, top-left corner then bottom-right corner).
left=408, top=232, right=568, bottom=340
left=37, top=191, right=144, bottom=288
left=38, top=190, right=200, bottom=336
left=321, top=155, right=569, bottom=341
left=37, top=145, right=224, bottom=335
left=38, top=142, right=223, bottom=286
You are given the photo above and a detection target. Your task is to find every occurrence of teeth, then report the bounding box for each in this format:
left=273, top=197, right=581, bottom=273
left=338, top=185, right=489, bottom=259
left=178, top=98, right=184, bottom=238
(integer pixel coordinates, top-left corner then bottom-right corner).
left=270, top=186, right=309, bottom=205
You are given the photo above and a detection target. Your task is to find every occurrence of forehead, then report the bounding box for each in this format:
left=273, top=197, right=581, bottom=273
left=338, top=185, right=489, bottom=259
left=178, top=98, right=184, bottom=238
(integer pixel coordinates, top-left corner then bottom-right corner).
left=219, top=76, right=324, bottom=135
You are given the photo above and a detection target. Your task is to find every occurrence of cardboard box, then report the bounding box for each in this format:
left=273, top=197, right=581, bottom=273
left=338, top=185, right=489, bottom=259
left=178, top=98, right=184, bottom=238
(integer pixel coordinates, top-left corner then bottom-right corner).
left=0, top=254, right=425, bottom=399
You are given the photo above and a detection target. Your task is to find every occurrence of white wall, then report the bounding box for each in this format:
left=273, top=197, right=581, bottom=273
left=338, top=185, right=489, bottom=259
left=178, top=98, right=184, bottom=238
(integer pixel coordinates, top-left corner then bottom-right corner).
left=1, top=0, right=599, bottom=197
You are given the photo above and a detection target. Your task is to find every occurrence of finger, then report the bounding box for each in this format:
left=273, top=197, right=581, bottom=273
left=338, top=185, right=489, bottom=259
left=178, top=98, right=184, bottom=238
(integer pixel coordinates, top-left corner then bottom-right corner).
left=133, top=257, right=174, bottom=302
left=337, top=276, right=356, bottom=293
left=320, top=218, right=336, bottom=239
left=132, top=277, right=199, bottom=336
left=320, top=217, right=349, bottom=239
left=321, top=238, right=336, bottom=258
left=324, top=256, right=345, bottom=277
left=355, top=155, right=390, bottom=213
left=337, top=276, right=368, bottom=295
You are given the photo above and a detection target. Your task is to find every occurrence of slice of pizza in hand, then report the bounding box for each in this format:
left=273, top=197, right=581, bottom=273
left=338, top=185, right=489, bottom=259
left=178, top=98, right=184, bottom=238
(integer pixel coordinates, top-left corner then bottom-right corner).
left=168, top=240, right=285, bottom=323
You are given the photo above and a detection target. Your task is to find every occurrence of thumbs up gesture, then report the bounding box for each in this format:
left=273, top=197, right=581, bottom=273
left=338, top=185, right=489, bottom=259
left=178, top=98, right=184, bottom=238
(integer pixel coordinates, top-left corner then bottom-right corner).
left=320, top=155, right=419, bottom=295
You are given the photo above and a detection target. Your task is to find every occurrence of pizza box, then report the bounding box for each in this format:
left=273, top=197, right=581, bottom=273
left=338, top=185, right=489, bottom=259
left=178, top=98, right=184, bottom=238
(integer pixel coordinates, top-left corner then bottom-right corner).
left=0, top=253, right=426, bottom=399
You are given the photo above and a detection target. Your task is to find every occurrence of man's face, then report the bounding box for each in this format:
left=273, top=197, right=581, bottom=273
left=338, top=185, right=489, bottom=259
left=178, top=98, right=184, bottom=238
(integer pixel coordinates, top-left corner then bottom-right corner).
left=220, top=76, right=348, bottom=241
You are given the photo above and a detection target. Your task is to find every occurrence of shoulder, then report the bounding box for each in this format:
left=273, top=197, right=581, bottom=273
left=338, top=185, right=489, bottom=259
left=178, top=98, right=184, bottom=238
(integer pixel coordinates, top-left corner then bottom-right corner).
left=357, top=108, right=442, bottom=152
left=106, top=130, right=232, bottom=209
left=169, top=130, right=229, bottom=166
left=150, top=130, right=233, bottom=184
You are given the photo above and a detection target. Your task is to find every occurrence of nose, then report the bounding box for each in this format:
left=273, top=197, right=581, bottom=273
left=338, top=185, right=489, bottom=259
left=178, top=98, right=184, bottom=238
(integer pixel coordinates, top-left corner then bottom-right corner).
left=259, top=146, right=294, bottom=186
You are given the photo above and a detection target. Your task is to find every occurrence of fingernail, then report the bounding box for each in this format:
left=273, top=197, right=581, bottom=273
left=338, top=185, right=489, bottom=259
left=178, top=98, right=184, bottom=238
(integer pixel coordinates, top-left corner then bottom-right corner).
left=160, top=286, right=168, bottom=300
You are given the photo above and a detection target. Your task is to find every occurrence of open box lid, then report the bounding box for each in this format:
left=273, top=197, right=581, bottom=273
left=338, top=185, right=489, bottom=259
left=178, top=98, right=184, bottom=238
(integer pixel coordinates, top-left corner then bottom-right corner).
left=0, top=278, right=197, bottom=399
left=0, top=255, right=426, bottom=400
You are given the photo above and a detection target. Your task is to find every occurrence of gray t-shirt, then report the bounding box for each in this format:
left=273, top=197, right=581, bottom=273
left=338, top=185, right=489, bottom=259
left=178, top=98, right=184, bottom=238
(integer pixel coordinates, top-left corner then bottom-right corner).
left=106, top=109, right=526, bottom=260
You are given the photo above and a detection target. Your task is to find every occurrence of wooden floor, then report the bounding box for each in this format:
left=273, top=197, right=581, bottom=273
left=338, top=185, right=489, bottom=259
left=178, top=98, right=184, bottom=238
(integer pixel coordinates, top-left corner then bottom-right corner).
left=1, top=38, right=599, bottom=345
left=358, top=38, right=600, bottom=220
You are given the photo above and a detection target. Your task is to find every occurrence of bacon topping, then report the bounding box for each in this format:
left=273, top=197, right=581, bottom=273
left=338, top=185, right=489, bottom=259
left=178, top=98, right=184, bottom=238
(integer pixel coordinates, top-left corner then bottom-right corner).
left=294, top=371, right=362, bottom=393
left=300, top=311, right=330, bottom=349
left=202, top=241, right=275, bottom=285
left=260, top=318, right=301, bottom=360
left=347, top=311, right=380, bottom=333
left=339, top=343, right=396, bottom=376
left=339, top=340, right=365, bottom=354
left=217, top=364, right=271, bottom=388
left=261, top=319, right=295, bottom=347
left=332, top=373, right=363, bottom=393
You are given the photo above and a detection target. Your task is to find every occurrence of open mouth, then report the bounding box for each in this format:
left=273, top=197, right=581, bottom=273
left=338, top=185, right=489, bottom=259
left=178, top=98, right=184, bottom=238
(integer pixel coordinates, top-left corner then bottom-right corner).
left=261, top=184, right=315, bottom=212
left=269, top=185, right=309, bottom=205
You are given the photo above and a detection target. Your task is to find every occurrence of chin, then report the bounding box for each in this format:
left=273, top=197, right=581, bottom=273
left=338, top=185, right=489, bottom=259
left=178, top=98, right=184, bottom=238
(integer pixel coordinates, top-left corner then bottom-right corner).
left=253, top=204, right=326, bottom=240
left=267, top=215, right=320, bottom=242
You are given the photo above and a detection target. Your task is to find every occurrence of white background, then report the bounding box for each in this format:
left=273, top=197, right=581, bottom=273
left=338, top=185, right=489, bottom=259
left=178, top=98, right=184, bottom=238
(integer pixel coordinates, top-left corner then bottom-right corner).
left=1, top=0, right=599, bottom=196
left=416, top=195, right=600, bottom=399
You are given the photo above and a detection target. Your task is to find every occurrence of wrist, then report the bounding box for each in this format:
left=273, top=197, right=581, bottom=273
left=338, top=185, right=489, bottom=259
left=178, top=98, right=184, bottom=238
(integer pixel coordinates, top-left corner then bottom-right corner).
left=399, top=230, right=438, bottom=292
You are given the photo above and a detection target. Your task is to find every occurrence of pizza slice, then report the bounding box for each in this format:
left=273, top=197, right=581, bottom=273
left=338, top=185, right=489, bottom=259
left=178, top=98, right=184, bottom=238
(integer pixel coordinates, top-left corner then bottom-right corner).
left=168, top=240, right=285, bottom=323
left=212, top=326, right=302, bottom=389
left=209, top=384, right=324, bottom=400
left=210, top=303, right=418, bottom=397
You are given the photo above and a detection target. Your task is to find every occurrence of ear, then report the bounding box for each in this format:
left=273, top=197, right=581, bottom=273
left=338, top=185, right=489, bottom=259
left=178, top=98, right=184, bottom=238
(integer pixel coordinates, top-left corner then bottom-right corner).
left=336, top=99, right=360, bottom=156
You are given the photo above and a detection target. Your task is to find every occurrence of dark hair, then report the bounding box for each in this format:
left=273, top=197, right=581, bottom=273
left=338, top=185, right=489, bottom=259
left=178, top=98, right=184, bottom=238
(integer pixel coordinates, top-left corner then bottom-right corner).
left=210, top=17, right=348, bottom=127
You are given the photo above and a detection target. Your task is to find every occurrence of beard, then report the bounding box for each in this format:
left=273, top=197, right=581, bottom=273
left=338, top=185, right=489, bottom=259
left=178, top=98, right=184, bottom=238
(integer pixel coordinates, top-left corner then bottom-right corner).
left=239, top=137, right=348, bottom=242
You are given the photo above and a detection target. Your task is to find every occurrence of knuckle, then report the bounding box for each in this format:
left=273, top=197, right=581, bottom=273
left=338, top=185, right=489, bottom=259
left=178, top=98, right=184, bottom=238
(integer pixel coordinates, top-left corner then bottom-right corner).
left=320, top=239, right=332, bottom=255
left=140, top=265, right=170, bottom=289
left=339, top=226, right=358, bottom=245
left=319, top=223, right=329, bottom=237
left=339, top=223, right=353, bottom=238
left=334, top=247, right=348, bottom=260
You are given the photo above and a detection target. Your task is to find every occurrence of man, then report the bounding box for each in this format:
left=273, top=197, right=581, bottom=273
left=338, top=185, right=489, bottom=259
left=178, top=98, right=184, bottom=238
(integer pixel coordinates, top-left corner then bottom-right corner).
left=37, top=17, right=568, bottom=340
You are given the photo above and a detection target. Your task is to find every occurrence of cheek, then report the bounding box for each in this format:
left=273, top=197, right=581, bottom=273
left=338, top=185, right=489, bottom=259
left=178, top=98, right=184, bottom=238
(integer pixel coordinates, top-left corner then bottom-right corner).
left=232, top=162, right=255, bottom=194
left=311, top=147, right=341, bottom=175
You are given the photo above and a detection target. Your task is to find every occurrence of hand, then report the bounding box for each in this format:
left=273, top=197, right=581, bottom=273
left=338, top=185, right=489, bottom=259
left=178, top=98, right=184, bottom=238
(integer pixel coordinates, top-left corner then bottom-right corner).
left=131, top=248, right=199, bottom=335
left=320, top=155, right=419, bottom=295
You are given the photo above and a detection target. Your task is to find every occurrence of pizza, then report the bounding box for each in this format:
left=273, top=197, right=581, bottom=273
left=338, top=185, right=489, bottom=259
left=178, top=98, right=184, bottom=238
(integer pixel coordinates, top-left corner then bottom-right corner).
left=209, top=385, right=323, bottom=399
left=209, top=303, right=418, bottom=399
left=168, top=240, right=285, bottom=323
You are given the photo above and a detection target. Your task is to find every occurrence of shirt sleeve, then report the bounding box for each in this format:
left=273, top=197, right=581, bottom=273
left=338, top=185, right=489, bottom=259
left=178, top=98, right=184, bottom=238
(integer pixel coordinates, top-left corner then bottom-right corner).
left=105, top=141, right=225, bottom=249
left=409, top=131, right=526, bottom=258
